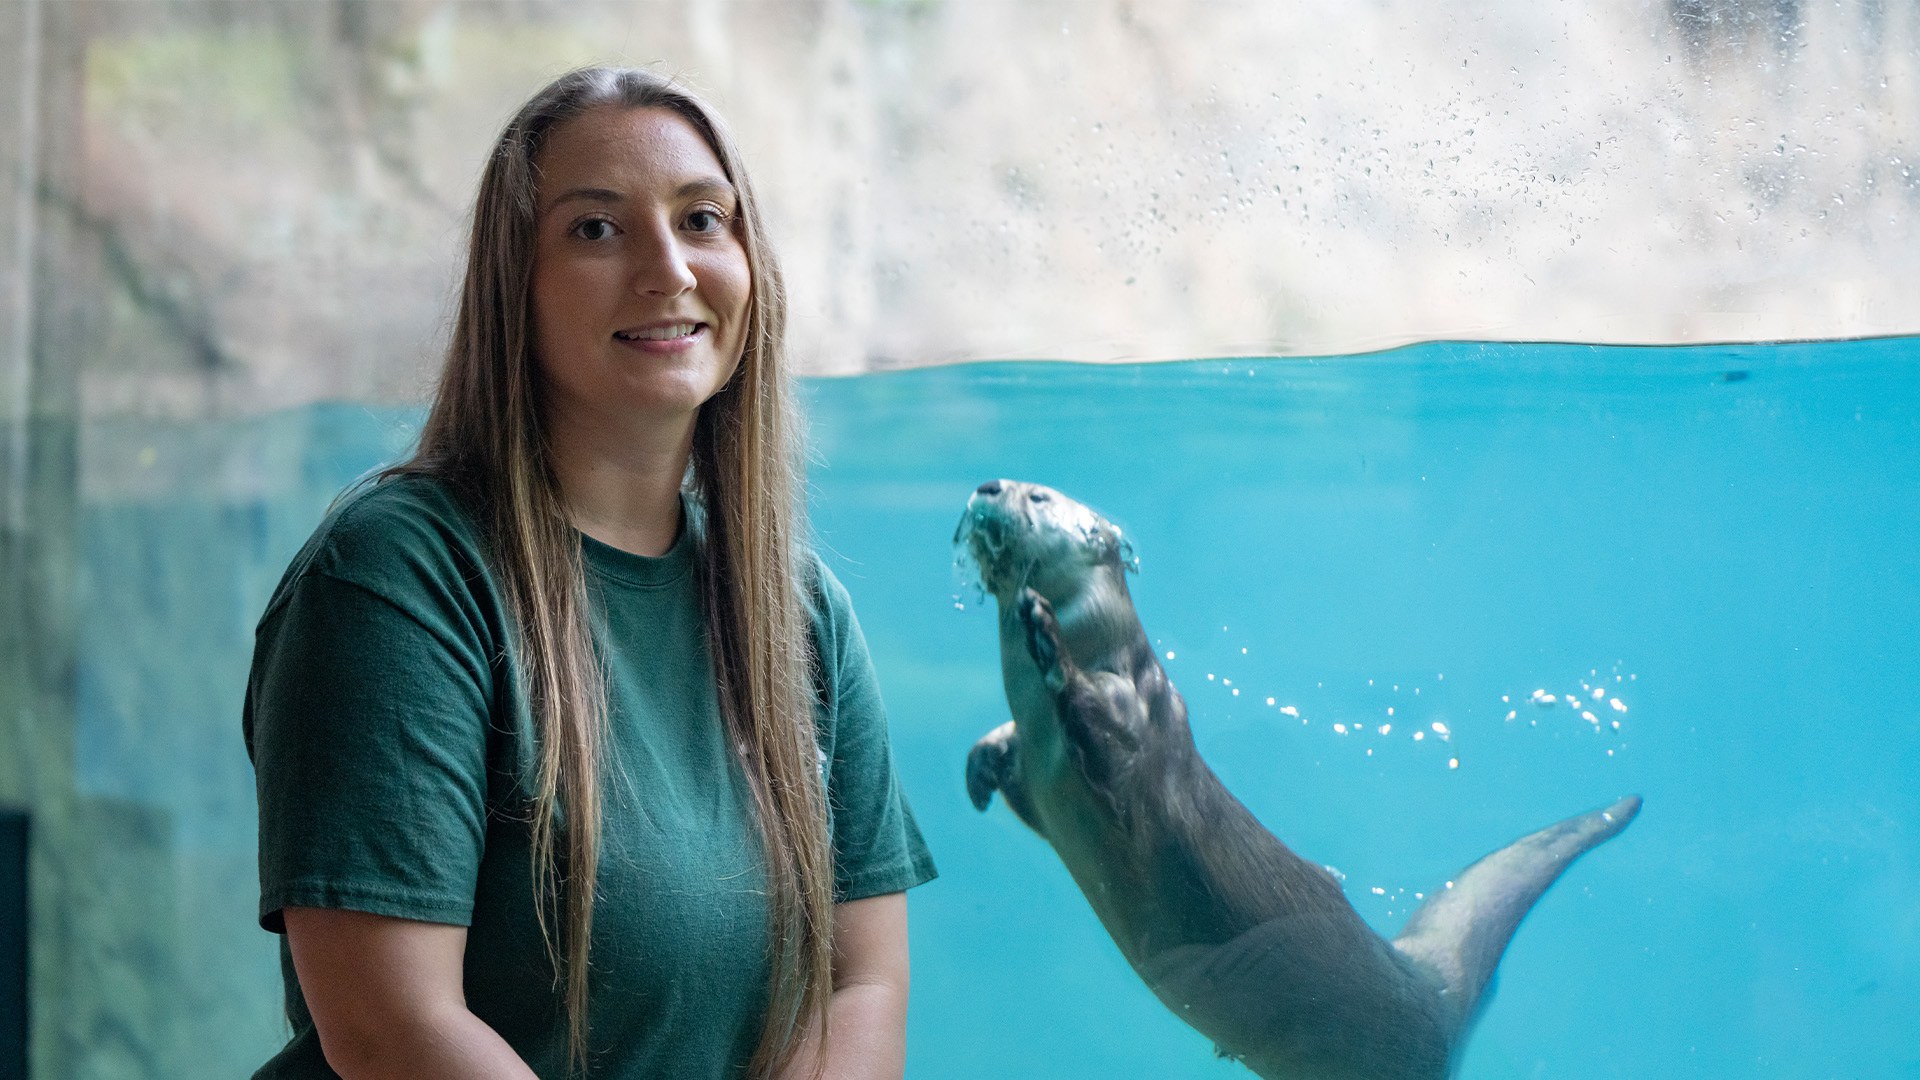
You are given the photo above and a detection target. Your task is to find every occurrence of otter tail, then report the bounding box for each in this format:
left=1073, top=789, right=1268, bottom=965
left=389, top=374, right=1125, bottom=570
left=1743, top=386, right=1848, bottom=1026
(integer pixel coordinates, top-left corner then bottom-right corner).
left=1391, top=795, right=1641, bottom=1037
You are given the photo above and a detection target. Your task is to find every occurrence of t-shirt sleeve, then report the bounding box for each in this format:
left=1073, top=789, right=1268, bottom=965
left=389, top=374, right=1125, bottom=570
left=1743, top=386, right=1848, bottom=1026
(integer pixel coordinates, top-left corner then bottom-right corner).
left=813, top=565, right=938, bottom=904
left=246, top=568, right=493, bottom=932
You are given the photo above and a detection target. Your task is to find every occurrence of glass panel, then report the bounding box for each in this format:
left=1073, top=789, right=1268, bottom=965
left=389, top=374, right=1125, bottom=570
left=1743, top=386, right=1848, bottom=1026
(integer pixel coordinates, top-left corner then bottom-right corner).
left=0, top=2, right=1913, bottom=1078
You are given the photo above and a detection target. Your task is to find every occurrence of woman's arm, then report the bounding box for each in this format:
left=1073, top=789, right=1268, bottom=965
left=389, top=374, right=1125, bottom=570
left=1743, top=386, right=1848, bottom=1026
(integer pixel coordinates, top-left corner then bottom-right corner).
left=283, top=907, right=539, bottom=1080
left=779, top=892, right=912, bottom=1080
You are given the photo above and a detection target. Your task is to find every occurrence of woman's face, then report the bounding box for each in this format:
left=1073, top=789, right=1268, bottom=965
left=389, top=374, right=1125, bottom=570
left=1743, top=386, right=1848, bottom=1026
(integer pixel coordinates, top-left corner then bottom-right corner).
left=529, top=105, right=752, bottom=436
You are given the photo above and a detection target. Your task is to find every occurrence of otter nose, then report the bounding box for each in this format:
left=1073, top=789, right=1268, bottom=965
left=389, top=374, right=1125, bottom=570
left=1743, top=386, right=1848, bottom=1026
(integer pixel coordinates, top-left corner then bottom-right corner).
left=975, top=480, right=1003, bottom=496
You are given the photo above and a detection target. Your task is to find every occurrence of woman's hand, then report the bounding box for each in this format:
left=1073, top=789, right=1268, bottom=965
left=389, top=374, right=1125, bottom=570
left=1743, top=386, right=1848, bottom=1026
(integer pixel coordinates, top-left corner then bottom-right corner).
left=283, top=907, right=539, bottom=1080
left=779, top=892, right=912, bottom=1080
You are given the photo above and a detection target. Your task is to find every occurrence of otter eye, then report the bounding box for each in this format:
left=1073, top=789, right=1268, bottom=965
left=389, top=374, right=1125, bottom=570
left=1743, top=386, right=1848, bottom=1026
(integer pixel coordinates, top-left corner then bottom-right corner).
left=1028, top=491, right=1051, bottom=504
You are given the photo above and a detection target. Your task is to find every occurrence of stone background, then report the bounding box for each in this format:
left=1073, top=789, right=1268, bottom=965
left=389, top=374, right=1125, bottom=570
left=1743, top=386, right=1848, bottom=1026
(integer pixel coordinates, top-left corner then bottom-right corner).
left=0, top=1, right=1915, bottom=1077
left=4, top=0, right=1918, bottom=418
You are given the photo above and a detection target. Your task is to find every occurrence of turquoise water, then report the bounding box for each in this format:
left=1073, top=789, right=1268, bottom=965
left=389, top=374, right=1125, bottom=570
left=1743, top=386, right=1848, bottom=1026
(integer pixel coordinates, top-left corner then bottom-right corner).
left=806, top=338, right=1919, bottom=1080
left=68, top=337, right=1919, bottom=1078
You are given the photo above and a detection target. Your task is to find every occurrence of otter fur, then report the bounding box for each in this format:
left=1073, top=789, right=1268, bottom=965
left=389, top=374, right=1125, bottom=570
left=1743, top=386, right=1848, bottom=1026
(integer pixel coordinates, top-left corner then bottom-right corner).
left=957, top=478, right=1641, bottom=1080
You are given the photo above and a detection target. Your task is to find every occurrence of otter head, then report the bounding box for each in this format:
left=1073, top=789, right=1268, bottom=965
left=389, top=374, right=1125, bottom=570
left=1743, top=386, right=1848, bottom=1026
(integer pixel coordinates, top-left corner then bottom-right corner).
left=954, top=479, right=1137, bottom=608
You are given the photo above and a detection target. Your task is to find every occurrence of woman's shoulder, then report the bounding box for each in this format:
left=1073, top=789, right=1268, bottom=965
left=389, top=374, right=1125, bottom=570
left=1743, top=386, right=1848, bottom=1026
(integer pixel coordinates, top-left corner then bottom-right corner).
left=261, top=471, right=493, bottom=624
left=798, top=549, right=873, bottom=676
left=326, top=470, right=482, bottom=547
left=799, top=548, right=852, bottom=629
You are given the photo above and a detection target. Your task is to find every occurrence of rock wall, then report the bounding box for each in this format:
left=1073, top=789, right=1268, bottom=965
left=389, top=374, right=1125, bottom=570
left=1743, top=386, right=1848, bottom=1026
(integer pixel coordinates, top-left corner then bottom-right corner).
left=5, top=0, right=1918, bottom=419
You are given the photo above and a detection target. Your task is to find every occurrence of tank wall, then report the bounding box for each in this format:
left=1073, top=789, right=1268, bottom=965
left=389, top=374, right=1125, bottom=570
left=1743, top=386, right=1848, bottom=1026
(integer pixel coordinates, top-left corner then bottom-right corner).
left=1, top=2, right=1917, bottom=1078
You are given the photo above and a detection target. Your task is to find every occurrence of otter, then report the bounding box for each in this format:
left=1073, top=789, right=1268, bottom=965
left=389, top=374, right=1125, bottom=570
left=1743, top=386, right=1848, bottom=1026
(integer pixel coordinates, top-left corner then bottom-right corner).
left=957, top=478, right=1640, bottom=1080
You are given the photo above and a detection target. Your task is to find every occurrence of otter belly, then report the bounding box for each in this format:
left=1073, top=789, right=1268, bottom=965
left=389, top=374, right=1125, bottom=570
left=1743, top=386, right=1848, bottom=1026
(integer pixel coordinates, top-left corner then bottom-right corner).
left=1139, top=917, right=1453, bottom=1080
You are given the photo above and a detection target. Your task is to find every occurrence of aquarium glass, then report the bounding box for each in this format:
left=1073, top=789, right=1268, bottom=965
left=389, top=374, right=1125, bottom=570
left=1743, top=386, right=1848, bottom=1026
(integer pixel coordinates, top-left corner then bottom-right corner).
left=1, top=2, right=1916, bottom=1078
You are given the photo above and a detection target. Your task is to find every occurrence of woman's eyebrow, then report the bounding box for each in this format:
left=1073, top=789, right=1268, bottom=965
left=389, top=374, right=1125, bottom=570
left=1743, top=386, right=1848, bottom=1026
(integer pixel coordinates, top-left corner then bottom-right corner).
left=545, top=187, right=623, bottom=214
left=544, top=179, right=736, bottom=215
left=676, top=177, right=738, bottom=202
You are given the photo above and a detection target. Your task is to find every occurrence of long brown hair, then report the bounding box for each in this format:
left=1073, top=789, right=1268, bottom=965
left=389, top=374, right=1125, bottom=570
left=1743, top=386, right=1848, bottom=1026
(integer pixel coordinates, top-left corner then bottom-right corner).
left=394, top=67, right=830, bottom=1078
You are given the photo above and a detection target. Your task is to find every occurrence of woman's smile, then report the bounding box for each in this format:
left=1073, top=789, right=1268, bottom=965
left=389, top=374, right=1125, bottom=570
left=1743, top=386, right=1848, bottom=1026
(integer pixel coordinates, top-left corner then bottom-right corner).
left=613, top=320, right=710, bottom=352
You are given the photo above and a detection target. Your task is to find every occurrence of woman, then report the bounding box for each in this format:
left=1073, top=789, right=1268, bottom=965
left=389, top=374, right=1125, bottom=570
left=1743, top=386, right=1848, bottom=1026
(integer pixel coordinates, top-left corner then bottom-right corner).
left=244, top=67, right=936, bottom=1079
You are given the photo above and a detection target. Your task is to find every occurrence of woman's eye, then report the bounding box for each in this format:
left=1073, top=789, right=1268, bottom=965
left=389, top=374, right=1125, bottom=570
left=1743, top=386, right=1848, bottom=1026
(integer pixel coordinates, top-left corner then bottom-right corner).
left=686, top=208, right=728, bottom=233
left=571, top=218, right=617, bottom=241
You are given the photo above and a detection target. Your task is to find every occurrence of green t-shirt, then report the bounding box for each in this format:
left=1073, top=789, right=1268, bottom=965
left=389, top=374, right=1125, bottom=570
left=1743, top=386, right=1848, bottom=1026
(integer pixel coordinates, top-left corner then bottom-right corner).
left=244, top=475, right=936, bottom=1079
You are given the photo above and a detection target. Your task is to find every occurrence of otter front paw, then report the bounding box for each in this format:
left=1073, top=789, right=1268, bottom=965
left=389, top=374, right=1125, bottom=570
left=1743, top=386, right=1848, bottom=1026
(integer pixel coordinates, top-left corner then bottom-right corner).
left=965, top=721, right=1019, bottom=811
left=1018, top=588, right=1068, bottom=692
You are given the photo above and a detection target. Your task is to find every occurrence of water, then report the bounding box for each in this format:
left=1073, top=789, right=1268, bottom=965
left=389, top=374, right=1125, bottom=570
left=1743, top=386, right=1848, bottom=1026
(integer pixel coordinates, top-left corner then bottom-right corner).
left=802, top=338, right=1920, bottom=1080
left=57, top=337, right=1920, bottom=1078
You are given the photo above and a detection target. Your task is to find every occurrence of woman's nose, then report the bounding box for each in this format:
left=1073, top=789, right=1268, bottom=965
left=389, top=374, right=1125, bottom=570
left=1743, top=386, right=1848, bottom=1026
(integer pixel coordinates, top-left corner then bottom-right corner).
left=632, top=224, right=697, bottom=297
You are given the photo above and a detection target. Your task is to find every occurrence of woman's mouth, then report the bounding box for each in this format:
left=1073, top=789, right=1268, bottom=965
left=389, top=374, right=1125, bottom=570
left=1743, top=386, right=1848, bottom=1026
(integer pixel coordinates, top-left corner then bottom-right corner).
left=615, top=322, right=704, bottom=342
